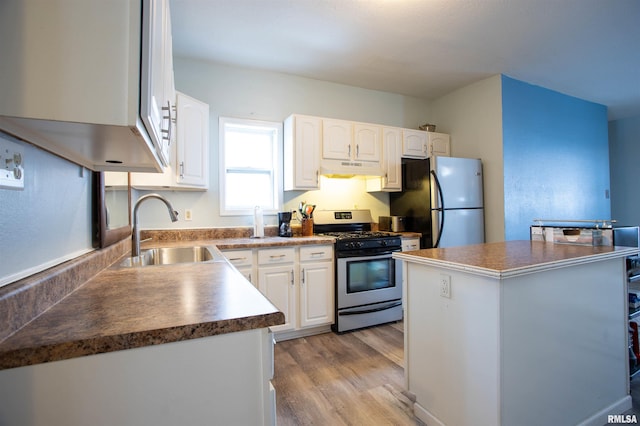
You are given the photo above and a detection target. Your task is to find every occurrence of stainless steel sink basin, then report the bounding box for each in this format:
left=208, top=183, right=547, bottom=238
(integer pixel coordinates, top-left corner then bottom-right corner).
left=118, top=245, right=225, bottom=268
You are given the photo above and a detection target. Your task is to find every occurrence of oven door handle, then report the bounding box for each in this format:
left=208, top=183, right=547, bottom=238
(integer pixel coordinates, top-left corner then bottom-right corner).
left=338, top=301, right=402, bottom=316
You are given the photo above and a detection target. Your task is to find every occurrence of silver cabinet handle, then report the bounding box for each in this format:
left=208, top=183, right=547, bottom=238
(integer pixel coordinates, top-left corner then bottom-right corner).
left=161, top=101, right=173, bottom=146
left=356, top=144, right=359, bottom=158
left=301, top=268, right=305, bottom=284
left=291, top=270, right=294, bottom=285
left=179, top=161, right=185, bottom=178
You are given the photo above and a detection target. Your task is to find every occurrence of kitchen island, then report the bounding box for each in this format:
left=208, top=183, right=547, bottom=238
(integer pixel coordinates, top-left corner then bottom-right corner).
left=394, top=240, right=638, bottom=426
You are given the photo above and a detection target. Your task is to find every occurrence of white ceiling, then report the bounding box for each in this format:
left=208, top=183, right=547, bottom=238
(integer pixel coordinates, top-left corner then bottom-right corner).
left=170, top=0, right=640, bottom=120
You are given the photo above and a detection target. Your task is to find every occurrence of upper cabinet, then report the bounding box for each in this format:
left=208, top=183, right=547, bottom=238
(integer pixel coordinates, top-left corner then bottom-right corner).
left=284, top=113, right=451, bottom=191
left=131, top=91, right=210, bottom=190
left=402, top=130, right=451, bottom=159
left=321, top=119, right=382, bottom=176
left=322, top=119, right=353, bottom=161
left=366, top=127, right=402, bottom=192
left=426, top=132, right=451, bottom=157
left=0, top=0, right=174, bottom=172
left=284, top=115, right=322, bottom=190
left=140, top=0, right=174, bottom=166
left=322, top=120, right=381, bottom=164
left=353, top=124, right=382, bottom=163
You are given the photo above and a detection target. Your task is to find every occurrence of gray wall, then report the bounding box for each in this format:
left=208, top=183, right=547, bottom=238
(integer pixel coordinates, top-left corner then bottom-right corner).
left=0, top=132, right=93, bottom=287
left=609, top=115, right=640, bottom=226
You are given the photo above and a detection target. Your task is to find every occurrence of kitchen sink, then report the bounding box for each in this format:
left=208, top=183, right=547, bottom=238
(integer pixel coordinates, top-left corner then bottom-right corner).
left=117, top=245, right=226, bottom=268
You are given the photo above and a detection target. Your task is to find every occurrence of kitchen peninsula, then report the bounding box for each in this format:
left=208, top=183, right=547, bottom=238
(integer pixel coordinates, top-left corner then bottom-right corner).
left=0, top=233, right=334, bottom=426
left=394, top=241, right=638, bottom=426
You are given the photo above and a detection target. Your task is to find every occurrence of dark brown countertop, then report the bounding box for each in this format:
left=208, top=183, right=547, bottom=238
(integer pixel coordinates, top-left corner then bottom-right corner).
left=394, top=240, right=639, bottom=278
left=0, top=235, right=334, bottom=370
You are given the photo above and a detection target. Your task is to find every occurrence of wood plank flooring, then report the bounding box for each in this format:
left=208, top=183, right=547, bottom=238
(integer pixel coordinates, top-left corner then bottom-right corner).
left=272, top=322, right=425, bottom=425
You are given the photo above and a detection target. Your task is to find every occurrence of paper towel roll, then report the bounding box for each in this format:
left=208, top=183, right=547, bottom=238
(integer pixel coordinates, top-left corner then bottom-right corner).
left=254, top=206, right=264, bottom=238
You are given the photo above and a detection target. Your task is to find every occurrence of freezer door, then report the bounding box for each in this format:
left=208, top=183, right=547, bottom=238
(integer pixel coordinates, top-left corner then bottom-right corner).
left=432, top=208, right=484, bottom=248
left=431, top=157, right=483, bottom=209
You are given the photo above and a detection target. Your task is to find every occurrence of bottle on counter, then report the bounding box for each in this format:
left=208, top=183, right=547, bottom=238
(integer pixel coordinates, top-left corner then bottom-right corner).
left=253, top=206, right=264, bottom=238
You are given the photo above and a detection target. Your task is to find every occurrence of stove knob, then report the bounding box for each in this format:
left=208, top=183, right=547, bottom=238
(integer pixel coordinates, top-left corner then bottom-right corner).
left=380, top=240, right=388, bottom=246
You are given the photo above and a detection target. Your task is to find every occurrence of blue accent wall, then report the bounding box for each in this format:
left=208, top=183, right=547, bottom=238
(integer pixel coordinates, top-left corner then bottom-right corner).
left=502, top=75, right=610, bottom=240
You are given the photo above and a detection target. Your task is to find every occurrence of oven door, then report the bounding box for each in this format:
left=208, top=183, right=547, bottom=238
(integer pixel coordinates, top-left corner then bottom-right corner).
left=336, top=251, right=402, bottom=310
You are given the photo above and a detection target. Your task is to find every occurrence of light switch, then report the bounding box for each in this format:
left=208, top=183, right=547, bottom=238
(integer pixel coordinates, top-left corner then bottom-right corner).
left=0, top=135, right=25, bottom=190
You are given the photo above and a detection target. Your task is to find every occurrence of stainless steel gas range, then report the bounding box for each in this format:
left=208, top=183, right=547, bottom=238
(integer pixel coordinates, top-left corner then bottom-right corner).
left=314, top=210, right=403, bottom=333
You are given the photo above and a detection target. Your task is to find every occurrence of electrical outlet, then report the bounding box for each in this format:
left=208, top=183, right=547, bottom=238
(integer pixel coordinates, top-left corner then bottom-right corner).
left=184, top=209, right=193, bottom=221
left=0, top=135, right=25, bottom=190
left=440, top=274, right=451, bottom=298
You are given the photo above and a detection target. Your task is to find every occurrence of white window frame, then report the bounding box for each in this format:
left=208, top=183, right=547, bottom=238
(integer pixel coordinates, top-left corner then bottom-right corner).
left=219, top=116, right=283, bottom=216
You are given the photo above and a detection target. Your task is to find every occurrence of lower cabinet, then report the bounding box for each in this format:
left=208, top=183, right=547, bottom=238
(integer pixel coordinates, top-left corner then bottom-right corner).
left=0, top=328, right=276, bottom=426
left=226, top=245, right=334, bottom=339
left=258, top=247, right=297, bottom=333
left=298, top=245, right=334, bottom=329
left=223, top=249, right=256, bottom=286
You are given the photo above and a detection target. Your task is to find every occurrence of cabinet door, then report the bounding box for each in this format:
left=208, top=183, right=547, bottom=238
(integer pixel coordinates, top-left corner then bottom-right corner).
left=258, top=265, right=296, bottom=332
left=299, top=260, right=334, bottom=328
left=427, top=132, right=451, bottom=157
left=353, top=124, right=382, bottom=162
left=402, top=129, right=428, bottom=159
left=284, top=115, right=321, bottom=190
left=223, top=249, right=255, bottom=286
left=140, top=0, right=171, bottom=165
left=131, top=92, right=209, bottom=190
left=322, top=119, right=352, bottom=160
left=366, top=127, right=401, bottom=192
left=382, top=127, right=402, bottom=190
left=176, top=92, right=209, bottom=188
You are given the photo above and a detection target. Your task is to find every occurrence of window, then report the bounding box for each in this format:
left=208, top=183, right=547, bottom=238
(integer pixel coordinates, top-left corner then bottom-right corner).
left=219, top=117, right=282, bottom=215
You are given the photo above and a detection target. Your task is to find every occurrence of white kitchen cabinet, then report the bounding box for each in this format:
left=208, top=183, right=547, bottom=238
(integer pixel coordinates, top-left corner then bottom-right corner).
left=298, top=245, right=334, bottom=328
left=131, top=91, right=210, bottom=190
left=322, top=120, right=381, bottom=164
left=427, top=132, right=451, bottom=157
left=402, top=130, right=451, bottom=159
left=0, top=329, right=276, bottom=426
left=222, top=249, right=257, bottom=286
left=322, top=119, right=353, bottom=160
left=283, top=114, right=321, bottom=190
left=258, top=248, right=297, bottom=333
left=140, top=0, right=173, bottom=166
left=0, top=0, right=175, bottom=172
left=402, top=129, right=429, bottom=158
left=353, top=123, right=382, bottom=163
left=321, top=118, right=382, bottom=176
left=253, top=245, right=334, bottom=339
left=366, top=127, right=402, bottom=192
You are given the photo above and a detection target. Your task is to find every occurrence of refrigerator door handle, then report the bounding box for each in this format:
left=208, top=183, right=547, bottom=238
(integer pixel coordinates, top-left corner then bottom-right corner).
left=431, top=170, right=445, bottom=248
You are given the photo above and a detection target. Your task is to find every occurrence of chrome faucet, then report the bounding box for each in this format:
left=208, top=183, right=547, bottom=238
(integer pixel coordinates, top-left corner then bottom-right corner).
left=132, top=193, right=179, bottom=257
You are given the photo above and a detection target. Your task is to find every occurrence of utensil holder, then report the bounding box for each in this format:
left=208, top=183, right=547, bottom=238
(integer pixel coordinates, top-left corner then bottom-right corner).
left=301, top=218, right=313, bottom=237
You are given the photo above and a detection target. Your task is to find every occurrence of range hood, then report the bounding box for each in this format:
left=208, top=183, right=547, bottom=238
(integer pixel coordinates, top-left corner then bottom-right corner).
left=319, top=159, right=384, bottom=178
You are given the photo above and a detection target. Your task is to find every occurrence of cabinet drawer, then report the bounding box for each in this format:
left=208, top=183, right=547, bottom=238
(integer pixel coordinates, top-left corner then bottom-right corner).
left=223, top=249, right=254, bottom=267
left=258, top=247, right=295, bottom=265
left=299, top=245, right=333, bottom=262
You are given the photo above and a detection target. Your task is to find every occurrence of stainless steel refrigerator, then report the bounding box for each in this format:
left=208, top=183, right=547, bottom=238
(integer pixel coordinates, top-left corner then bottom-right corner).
left=390, top=156, right=485, bottom=248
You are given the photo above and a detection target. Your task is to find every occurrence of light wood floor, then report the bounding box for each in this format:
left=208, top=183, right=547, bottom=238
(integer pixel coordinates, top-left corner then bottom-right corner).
left=272, top=322, right=425, bottom=425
